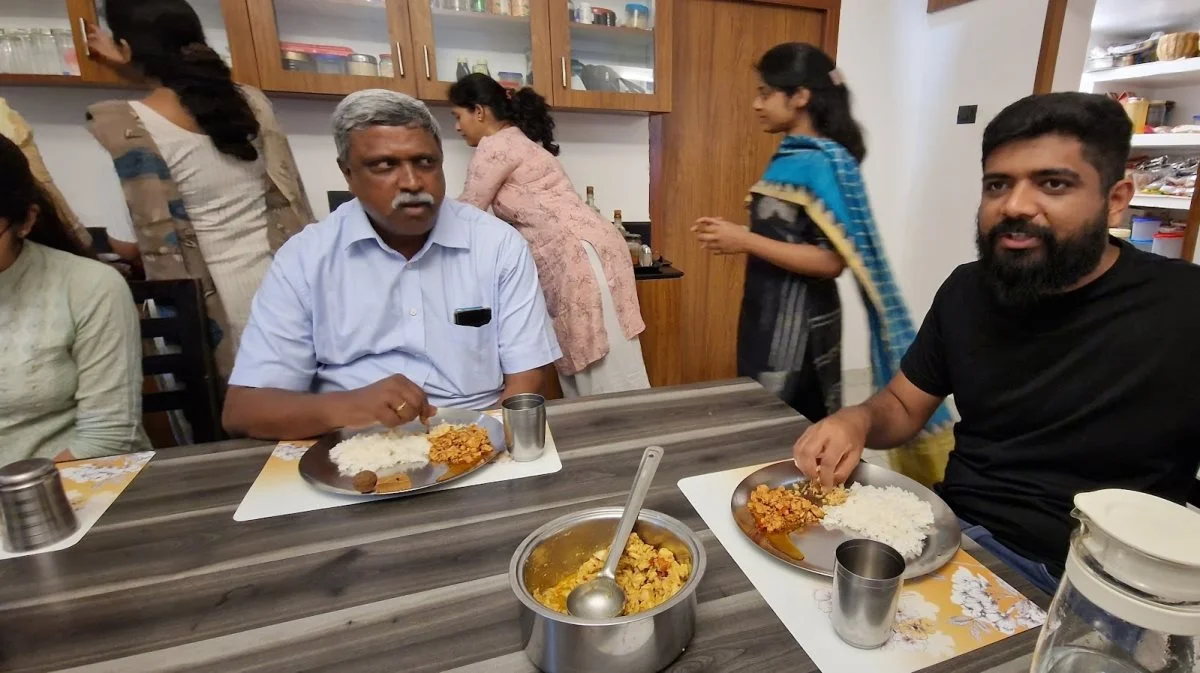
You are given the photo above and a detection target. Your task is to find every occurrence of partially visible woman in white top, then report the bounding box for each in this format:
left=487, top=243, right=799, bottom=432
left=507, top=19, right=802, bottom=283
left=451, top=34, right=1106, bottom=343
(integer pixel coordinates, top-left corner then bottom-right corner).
left=128, top=99, right=272, bottom=346
left=85, top=0, right=313, bottom=356
left=0, top=134, right=148, bottom=465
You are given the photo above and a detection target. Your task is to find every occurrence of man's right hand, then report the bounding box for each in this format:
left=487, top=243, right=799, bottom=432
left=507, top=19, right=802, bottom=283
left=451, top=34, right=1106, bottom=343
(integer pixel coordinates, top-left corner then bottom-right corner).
left=793, top=407, right=870, bottom=488
left=327, top=374, right=437, bottom=429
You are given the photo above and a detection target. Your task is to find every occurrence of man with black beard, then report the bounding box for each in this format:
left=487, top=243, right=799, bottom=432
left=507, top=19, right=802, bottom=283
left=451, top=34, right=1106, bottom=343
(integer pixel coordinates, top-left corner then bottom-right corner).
left=790, top=92, right=1200, bottom=595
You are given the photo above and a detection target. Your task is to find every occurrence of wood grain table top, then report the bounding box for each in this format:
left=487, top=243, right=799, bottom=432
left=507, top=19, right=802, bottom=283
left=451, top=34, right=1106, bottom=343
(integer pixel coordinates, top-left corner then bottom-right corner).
left=0, top=380, right=1048, bottom=673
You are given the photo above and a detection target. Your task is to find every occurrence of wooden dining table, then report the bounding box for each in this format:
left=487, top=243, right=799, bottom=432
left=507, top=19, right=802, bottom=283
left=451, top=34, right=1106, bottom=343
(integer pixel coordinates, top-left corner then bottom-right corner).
left=0, top=379, right=1049, bottom=673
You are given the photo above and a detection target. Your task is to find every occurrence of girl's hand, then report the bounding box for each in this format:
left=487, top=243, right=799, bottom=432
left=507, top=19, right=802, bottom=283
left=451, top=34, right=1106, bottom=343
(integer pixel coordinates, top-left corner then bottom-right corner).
left=692, top=217, right=751, bottom=255
left=85, top=21, right=132, bottom=69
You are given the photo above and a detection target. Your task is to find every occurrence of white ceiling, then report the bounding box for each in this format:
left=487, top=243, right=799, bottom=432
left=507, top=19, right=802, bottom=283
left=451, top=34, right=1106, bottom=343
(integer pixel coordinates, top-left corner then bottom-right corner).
left=1091, top=0, right=1200, bottom=37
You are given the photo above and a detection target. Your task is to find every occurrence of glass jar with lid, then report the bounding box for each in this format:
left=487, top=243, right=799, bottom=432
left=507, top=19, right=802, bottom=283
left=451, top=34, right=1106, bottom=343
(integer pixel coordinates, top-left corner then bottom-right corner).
left=1029, top=489, right=1200, bottom=673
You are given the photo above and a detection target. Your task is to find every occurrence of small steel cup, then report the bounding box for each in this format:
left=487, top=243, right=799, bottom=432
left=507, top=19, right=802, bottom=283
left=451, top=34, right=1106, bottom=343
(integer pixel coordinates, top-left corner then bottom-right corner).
left=503, top=393, right=546, bottom=462
left=831, top=539, right=905, bottom=649
left=0, top=458, right=79, bottom=553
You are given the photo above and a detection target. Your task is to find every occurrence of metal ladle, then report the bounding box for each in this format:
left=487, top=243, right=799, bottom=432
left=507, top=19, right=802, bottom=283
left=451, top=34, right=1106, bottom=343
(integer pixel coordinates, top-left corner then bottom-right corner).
left=567, top=445, right=664, bottom=619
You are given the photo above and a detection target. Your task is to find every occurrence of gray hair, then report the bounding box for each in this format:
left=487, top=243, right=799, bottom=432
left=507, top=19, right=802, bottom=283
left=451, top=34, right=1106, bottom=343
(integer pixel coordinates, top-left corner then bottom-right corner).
left=331, top=89, right=442, bottom=164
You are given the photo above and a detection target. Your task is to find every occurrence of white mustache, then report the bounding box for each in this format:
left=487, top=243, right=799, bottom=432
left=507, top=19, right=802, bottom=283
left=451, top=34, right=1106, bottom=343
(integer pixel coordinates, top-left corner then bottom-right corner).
left=391, top=192, right=436, bottom=209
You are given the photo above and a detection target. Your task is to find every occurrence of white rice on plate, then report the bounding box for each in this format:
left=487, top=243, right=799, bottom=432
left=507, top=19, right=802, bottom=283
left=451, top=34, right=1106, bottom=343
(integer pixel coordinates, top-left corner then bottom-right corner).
left=821, top=483, right=935, bottom=559
left=329, top=430, right=431, bottom=476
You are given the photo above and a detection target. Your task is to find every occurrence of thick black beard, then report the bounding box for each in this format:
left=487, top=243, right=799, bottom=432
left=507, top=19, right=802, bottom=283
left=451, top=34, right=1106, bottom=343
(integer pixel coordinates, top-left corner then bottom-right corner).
left=976, top=211, right=1109, bottom=308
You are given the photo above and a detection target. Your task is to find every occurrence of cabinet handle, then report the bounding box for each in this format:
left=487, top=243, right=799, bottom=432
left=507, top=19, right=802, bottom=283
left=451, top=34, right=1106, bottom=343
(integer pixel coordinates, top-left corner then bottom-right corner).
left=560, top=57, right=567, bottom=88
left=423, top=45, right=431, bottom=80
left=396, top=42, right=404, bottom=77
left=79, top=17, right=90, bottom=58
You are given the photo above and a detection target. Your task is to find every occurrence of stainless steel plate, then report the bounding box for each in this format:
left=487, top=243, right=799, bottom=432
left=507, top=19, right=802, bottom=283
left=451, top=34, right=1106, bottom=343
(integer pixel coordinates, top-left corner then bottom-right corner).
left=298, top=409, right=505, bottom=497
left=731, top=460, right=960, bottom=579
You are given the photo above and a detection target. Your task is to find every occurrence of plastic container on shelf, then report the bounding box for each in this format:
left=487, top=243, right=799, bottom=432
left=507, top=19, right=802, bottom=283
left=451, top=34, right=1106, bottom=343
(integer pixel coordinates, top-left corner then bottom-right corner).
left=379, top=54, right=394, bottom=77
left=1121, top=97, right=1150, bottom=131
left=1151, top=231, right=1185, bottom=258
left=1131, top=239, right=1154, bottom=253
left=625, top=3, right=650, bottom=29
left=347, top=53, right=378, bottom=76
left=1129, top=216, right=1160, bottom=241
left=1109, top=227, right=1132, bottom=240
left=281, top=50, right=315, bottom=72
left=313, top=53, right=348, bottom=75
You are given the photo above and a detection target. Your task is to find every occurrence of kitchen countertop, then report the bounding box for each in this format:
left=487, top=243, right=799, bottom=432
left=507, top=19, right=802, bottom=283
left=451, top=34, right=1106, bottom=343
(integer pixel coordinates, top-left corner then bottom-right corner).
left=0, top=380, right=1047, bottom=672
left=634, top=264, right=684, bottom=281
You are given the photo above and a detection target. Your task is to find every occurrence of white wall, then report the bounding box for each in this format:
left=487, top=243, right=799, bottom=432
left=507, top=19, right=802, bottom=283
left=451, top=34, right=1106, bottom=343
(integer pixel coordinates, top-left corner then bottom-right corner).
left=2, top=88, right=650, bottom=243
left=836, top=0, right=1050, bottom=371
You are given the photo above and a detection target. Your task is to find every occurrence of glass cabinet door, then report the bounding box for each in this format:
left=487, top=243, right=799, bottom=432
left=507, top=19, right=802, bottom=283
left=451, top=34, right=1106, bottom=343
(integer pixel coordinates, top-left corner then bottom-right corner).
left=407, top=0, right=553, bottom=101
left=246, top=0, right=418, bottom=96
left=547, top=0, right=669, bottom=112
left=1, top=0, right=86, bottom=82
left=89, top=0, right=255, bottom=83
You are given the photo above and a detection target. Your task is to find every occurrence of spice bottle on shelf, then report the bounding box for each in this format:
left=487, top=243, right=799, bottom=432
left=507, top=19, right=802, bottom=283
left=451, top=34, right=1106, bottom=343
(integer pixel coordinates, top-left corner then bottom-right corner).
left=455, top=57, right=471, bottom=80
left=470, top=0, right=487, bottom=12
left=472, top=58, right=491, bottom=76
left=490, top=0, right=511, bottom=14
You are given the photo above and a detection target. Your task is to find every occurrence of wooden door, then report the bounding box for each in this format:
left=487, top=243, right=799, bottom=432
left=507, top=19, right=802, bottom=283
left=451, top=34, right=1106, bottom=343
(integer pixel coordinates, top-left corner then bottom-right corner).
left=407, top=0, right=553, bottom=102
left=650, top=0, right=840, bottom=383
left=546, top=0, right=671, bottom=112
left=245, top=0, right=418, bottom=96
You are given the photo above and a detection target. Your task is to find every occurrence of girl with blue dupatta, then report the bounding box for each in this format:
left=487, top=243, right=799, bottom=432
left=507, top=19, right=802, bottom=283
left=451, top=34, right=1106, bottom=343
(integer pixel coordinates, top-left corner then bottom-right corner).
left=692, top=43, right=954, bottom=487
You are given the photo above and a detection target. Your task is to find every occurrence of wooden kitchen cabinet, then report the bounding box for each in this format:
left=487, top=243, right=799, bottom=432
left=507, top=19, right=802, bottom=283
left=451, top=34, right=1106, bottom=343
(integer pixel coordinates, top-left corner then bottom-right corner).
left=0, top=0, right=259, bottom=88
left=245, top=0, right=418, bottom=96
left=3, top=0, right=673, bottom=113
left=547, top=0, right=671, bottom=112
left=406, top=0, right=554, bottom=102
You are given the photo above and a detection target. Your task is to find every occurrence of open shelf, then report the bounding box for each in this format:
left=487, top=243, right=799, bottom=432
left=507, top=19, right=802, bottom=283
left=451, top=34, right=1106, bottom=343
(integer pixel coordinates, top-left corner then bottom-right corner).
left=1130, top=194, right=1194, bottom=211
left=1083, top=57, right=1200, bottom=88
left=1131, top=134, right=1200, bottom=151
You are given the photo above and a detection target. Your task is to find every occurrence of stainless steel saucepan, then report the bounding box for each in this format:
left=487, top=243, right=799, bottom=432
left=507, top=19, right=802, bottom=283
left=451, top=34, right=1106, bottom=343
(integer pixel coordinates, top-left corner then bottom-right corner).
left=509, top=507, right=706, bottom=673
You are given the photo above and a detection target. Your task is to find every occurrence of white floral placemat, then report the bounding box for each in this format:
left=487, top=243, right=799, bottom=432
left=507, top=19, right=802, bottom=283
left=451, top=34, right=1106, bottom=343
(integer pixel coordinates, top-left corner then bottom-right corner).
left=233, top=412, right=562, bottom=522
left=678, top=463, right=1045, bottom=673
left=0, top=451, right=155, bottom=560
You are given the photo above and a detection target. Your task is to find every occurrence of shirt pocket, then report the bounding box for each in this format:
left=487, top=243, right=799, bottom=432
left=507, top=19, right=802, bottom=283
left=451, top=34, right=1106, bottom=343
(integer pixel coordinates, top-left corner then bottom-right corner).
left=433, top=319, right=503, bottom=393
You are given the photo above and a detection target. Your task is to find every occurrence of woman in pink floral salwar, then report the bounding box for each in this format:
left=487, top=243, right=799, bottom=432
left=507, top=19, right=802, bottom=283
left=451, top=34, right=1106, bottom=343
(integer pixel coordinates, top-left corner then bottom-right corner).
left=449, top=74, right=649, bottom=397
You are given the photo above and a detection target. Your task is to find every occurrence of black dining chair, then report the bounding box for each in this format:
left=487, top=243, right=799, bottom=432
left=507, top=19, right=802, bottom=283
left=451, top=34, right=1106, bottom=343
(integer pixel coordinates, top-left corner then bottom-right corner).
left=1189, top=476, right=1199, bottom=509
left=129, top=279, right=224, bottom=445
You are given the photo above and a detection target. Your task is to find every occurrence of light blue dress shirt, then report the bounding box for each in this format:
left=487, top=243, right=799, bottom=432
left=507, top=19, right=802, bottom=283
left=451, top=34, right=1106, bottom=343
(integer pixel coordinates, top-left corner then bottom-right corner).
left=229, top=198, right=561, bottom=410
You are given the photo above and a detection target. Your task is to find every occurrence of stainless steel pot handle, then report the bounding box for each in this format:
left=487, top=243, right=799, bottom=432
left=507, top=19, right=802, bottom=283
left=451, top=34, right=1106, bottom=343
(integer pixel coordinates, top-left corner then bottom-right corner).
left=396, top=43, right=404, bottom=77
left=423, top=45, right=431, bottom=80
left=560, top=56, right=567, bottom=88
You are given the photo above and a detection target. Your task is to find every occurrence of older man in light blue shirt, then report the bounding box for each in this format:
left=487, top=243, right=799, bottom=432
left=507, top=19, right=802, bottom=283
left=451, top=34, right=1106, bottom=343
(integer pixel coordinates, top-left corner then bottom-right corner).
left=223, top=90, right=560, bottom=440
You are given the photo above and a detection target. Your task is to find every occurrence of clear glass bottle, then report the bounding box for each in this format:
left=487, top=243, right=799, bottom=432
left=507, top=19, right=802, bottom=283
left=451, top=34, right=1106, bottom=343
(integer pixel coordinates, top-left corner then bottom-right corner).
left=33, top=29, right=57, bottom=74
left=585, top=186, right=601, bottom=218
left=1030, top=489, right=1200, bottom=673
left=52, top=29, right=77, bottom=75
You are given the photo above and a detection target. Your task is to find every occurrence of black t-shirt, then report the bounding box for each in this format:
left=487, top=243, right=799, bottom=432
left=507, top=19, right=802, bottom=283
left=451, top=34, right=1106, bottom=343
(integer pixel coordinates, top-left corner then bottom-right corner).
left=901, top=240, right=1200, bottom=574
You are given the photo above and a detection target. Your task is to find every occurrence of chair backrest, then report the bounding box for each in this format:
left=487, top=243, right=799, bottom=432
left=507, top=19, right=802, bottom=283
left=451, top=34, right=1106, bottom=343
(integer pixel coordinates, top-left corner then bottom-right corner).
left=129, top=279, right=223, bottom=444
left=1189, top=474, right=1199, bottom=509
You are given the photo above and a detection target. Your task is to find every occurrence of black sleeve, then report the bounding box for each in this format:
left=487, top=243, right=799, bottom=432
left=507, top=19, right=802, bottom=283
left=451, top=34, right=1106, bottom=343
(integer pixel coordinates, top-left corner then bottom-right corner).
left=900, top=275, right=955, bottom=398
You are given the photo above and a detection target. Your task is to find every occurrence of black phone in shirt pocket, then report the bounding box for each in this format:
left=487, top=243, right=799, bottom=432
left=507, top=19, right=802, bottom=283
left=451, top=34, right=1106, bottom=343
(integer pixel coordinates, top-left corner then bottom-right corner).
left=454, top=307, right=492, bottom=328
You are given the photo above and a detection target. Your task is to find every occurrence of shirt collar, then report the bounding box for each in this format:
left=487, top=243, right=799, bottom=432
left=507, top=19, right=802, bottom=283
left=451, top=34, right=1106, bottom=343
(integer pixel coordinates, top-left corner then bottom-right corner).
left=340, top=198, right=470, bottom=256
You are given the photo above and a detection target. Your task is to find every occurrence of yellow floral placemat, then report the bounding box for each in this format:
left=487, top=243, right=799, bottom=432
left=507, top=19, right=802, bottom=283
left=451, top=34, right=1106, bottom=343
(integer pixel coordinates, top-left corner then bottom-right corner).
left=233, top=412, right=562, bottom=522
left=0, top=451, right=155, bottom=560
left=678, top=463, right=1045, bottom=672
